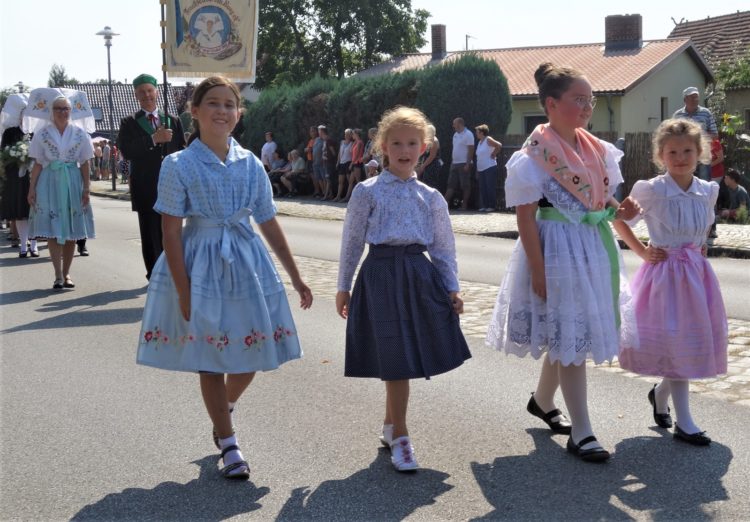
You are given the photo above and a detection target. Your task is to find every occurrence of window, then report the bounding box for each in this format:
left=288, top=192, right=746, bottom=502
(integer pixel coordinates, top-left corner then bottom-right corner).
left=661, top=97, right=669, bottom=121
left=525, top=115, right=547, bottom=134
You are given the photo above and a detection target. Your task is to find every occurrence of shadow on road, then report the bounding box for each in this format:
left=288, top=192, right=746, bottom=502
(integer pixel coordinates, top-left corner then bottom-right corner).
left=471, top=428, right=731, bottom=520
left=276, top=447, right=453, bottom=520
left=2, top=287, right=147, bottom=333
left=70, top=455, right=269, bottom=521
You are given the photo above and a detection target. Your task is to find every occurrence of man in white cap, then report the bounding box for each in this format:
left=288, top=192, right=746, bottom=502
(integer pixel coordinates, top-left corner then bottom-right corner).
left=673, top=86, right=718, bottom=180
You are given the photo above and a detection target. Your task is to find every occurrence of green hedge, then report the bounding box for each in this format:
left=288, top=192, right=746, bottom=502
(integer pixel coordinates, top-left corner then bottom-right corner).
left=244, top=54, right=512, bottom=161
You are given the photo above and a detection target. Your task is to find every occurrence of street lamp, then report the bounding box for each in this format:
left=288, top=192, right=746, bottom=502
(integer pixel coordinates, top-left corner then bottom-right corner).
left=96, top=25, right=119, bottom=191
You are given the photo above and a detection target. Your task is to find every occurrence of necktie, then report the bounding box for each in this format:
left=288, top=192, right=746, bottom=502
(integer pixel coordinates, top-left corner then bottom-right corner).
left=148, top=114, right=158, bottom=129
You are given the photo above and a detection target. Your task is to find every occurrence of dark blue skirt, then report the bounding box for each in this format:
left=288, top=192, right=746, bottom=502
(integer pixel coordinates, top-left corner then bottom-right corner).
left=345, top=244, right=471, bottom=380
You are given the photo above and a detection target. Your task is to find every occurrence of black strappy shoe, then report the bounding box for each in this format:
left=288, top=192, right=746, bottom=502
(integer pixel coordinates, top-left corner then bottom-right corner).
left=566, top=436, right=610, bottom=462
left=648, top=384, right=673, bottom=429
left=527, top=393, right=572, bottom=434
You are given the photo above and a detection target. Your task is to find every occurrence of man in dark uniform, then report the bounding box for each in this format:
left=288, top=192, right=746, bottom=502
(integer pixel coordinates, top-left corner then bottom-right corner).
left=118, top=74, right=185, bottom=280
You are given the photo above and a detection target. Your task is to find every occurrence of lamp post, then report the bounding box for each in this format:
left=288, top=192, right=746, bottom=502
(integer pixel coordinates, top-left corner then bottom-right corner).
left=96, top=25, right=119, bottom=191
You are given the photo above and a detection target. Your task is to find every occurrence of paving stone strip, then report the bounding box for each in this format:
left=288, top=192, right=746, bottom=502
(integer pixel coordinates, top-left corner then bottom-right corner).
left=271, top=252, right=750, bottom=407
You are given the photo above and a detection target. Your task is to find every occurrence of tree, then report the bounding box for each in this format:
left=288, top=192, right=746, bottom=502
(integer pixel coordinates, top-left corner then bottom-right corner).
left=255, top=0, right=428, bottom=88
left=1, top=87, right=17, bottom=108
left=48, top=64, right=79, bottom=87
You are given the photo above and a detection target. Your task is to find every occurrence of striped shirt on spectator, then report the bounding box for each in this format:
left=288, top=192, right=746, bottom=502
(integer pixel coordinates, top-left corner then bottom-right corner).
left=673, top=105, right=718, bottom=136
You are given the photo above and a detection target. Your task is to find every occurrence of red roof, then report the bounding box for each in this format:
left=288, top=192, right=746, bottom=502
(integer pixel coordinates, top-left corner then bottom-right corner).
left=668, top=10, right=750, bottom=63
left=357, top=38, right=713, bottom=97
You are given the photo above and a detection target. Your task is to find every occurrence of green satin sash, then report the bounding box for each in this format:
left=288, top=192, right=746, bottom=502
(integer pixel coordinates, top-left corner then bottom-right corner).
left=536, top=206, right=620, bottom=328
left=49, top=161, right=77, bottom=243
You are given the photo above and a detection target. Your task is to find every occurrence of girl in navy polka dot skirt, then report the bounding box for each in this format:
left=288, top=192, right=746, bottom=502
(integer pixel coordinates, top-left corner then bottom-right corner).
left=336, top=107, right=471, bottom=472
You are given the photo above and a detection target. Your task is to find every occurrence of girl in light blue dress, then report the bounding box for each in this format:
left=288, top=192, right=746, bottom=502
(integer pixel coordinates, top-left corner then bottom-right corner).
left=136, top=76, right=313, bottom=480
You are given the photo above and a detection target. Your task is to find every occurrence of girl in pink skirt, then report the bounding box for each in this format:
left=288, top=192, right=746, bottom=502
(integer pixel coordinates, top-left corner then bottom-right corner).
left=614, top=118, right=728, bottom=446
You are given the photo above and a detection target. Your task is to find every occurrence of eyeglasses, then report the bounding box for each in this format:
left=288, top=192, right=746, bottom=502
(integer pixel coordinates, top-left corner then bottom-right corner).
left=570, top=96, right=597, bottom=109
left=53, top=107, right=71, bottom=112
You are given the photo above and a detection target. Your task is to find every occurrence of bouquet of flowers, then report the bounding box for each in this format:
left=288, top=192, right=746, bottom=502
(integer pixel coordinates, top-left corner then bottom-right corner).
left=1, top=136, right=31, bottom=168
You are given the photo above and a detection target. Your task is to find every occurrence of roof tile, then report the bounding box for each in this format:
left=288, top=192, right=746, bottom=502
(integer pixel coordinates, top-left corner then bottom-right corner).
left=357, top=39, right=704, bottom=96
left=668, top=10, right=750, bottom=63
left=60, top=83, right=183, bottom=135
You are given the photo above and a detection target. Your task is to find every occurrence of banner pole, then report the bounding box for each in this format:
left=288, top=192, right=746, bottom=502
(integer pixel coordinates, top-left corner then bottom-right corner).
left=160, top=0, right=169, bottom=117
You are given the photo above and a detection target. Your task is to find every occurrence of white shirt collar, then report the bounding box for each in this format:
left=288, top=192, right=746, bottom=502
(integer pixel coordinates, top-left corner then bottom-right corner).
left=664, top=173, right=703, bottom=197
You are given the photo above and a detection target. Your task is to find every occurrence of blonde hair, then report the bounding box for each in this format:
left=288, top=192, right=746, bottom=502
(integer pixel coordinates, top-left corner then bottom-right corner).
left=374, top=106, right=434, bottom=158
left=652, top=118, right=710, bottom=170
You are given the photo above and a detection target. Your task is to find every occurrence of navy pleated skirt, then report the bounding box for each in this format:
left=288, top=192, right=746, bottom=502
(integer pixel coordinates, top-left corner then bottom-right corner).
left=345, top=244, right=471, bottom=380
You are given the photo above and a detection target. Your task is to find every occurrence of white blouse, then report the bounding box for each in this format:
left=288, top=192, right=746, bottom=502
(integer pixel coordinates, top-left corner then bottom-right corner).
left=337, top=170, right=459, bottom=292
left=627, top=174, right=719, bottom=248
left=476, top=138, right=497, bottom=172
left=28, top=124, right=94, bottom=168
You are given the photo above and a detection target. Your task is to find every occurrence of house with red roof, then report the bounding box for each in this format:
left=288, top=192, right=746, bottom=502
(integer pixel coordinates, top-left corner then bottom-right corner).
left=668, top=10, right=750, bottom=127
left=357, top=15, right=714, bottom=137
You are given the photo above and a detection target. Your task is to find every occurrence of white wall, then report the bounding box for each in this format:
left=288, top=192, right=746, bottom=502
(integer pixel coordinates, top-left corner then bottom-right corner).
left=620, top=50, right=707, bottom=135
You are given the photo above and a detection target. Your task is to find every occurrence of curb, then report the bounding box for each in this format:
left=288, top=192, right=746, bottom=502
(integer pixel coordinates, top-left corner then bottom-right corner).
left=91, top=190, right=750, bottom=259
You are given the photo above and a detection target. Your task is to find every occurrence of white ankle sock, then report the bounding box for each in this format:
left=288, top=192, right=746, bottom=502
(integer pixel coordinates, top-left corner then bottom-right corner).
left=219, top=434, right=246, bottom=473
left=381, top=424, right=394, bottom=445
left=670, top=379, right=700, bottom=434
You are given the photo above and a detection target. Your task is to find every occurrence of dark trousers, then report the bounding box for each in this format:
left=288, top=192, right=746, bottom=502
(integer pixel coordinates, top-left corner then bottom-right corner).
left=477, top=165, right=498, bottom=209
left=137, top=209, right=163, bottom=279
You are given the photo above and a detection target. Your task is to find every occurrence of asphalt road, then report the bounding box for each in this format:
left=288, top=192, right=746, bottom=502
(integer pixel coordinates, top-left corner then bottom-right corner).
left=1, top=196, right=749, bottom=521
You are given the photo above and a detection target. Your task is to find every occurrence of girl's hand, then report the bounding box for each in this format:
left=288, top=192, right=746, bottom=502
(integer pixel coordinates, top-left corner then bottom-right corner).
left=336, top=291, right=350, bottom=319
left=450, top=292, right=464, bottom=314
left=616, top=196, right=641, bottom=221
left=81, top=189, right=90, bottom=207
left=293, top=279, right=313, bottom=309
left=701, top=244, right=708, bottom=258
left=27, top=188, right=36, bottom=207
left=178, top=292, right=191, bottom=322
left=531, top=270, right=547, bottom=300
left=640, top=245, right=668, bottom=264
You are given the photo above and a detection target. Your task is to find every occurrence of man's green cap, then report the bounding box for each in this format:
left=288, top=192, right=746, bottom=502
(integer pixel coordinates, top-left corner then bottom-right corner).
left=133, top=74, right=158, bottom=88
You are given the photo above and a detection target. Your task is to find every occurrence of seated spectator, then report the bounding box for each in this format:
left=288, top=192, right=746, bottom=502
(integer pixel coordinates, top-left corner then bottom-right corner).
left=280, top=150, right=308, bottom=197
left=365, top=159, right=380, bottom=178
left=267, top=150, right=289, bottom=196
left=719, top=168, right=750, bottom=221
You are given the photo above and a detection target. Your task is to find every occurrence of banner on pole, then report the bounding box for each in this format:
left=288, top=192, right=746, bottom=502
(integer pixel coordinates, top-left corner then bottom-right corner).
left=165, top=0, right=258, bottom=82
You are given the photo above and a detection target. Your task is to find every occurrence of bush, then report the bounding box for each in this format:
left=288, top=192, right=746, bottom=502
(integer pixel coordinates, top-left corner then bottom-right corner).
left=243, top=54, right=513, bottom=160
left=415, top=54, right=512, bottom=164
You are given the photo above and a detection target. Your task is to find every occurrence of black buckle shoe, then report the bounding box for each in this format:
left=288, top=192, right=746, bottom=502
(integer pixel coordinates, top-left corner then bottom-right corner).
left=567, top=436, right=610, bottom=462
left=648, top=384, right=673, bottom=428
left=527, top=393, right=572, bottom=435
left=674, top=425, right=711, bottom=446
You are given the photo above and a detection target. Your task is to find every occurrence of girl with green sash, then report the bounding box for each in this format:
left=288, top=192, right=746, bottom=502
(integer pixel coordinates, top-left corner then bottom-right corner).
left=486, top=63, right=640, bottom=462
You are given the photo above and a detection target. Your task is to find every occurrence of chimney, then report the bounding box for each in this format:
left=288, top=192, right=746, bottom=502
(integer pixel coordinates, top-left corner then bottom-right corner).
left=605, top=14, right=643, bottom=51
left=431, top=24, right=447, bottom=60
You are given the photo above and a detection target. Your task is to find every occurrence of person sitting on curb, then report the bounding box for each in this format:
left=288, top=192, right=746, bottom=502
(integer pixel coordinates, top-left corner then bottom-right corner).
left=719, top=169, right=750, bottom=222
left=280, top=149, right=308, bottom=197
